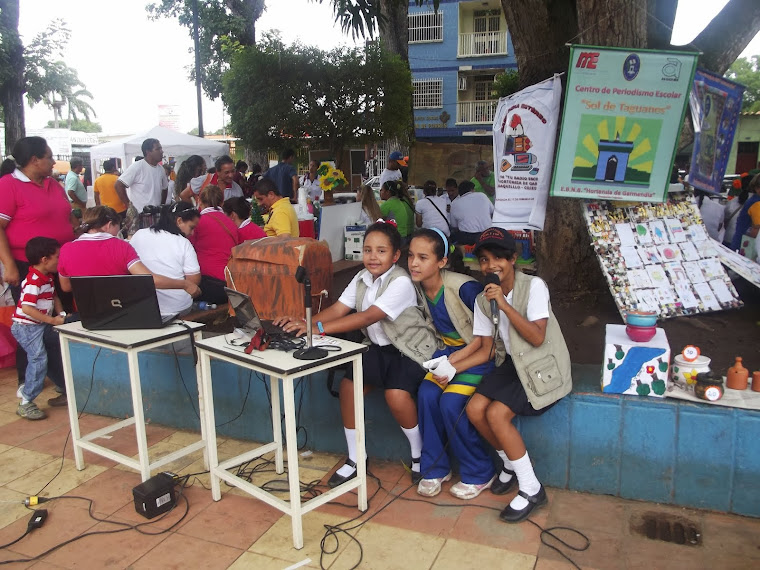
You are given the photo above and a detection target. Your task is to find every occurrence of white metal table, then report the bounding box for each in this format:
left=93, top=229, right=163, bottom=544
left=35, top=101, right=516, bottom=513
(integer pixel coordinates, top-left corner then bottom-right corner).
left=195, top=335, right=368, bottom=549
left=56, top=321, right=206, bottom=481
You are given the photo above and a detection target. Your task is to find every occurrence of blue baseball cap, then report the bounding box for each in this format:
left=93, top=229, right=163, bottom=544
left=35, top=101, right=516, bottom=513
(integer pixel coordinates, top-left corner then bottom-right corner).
left=389, top=151, right=404, bottom=161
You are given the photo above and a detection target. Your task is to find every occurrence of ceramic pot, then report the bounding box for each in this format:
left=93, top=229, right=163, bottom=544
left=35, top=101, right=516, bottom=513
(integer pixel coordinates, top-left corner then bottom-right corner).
left=672, top=354, right=711, bottom=391
left=726, top=357, right=749, bottom=390
left=752, top=371, right=760, bottom=393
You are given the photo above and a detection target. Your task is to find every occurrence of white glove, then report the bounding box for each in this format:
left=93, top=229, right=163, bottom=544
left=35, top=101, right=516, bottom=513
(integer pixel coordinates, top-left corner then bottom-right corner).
left=423, top=355, right=457, bottom=384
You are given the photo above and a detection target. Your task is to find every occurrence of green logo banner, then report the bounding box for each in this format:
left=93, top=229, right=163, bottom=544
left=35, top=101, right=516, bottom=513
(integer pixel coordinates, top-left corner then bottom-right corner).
left=551, top=46, right=697, bottom=202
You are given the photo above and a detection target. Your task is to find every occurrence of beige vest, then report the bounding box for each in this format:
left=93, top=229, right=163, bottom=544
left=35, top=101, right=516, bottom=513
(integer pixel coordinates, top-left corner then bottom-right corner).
left=476, top=271, right=572, bottom=409
left=355, top=266, right=441, bottom=365
left=415, top=269, right=476, bottom=345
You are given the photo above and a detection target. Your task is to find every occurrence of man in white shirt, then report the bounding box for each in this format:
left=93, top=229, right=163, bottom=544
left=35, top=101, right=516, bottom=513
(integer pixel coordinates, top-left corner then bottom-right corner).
left=379, top=150, right=404, bottom=190
left=115, top=138, right=168, bottom=236
left=415, top=180, right=451, bottom=236
left=450, top=180, right=494, bottom=245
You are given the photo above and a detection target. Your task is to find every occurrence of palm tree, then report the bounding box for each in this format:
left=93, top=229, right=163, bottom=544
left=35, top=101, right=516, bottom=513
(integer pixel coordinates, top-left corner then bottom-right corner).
left=65, top=87, right=96, bottom=128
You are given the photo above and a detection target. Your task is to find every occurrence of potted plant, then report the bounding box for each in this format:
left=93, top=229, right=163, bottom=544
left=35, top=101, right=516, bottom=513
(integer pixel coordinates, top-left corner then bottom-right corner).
left=317, top=162, right=347, bottom=205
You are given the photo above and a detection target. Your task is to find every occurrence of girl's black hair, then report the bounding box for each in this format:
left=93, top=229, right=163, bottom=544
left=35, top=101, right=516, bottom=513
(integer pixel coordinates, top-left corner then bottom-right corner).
left=411, top=228, right=447, bottom=260
left=474, top=243, right=517, bottom=261
left=365, top=221, right=402, bottom=252
left=222, top=196, right=251, bottom=220
left=151, top=202, right=200, bottom=236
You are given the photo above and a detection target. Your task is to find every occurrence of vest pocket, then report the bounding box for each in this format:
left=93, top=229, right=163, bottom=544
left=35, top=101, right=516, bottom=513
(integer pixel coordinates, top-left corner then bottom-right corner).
left=523, top=354, right=563, bottom=396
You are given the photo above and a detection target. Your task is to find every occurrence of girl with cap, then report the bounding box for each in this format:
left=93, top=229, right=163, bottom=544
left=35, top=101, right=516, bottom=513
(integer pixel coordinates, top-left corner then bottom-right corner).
left=408, top=228, right=496, bottom=499
left=465, top=227, right=571, bottom=522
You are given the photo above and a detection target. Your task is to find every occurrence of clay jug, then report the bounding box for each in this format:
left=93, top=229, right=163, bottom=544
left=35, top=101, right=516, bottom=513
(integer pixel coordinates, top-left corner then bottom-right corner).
left=752, top=371, right=760, bottom=393
left=726, top=357, right=749, bottom=390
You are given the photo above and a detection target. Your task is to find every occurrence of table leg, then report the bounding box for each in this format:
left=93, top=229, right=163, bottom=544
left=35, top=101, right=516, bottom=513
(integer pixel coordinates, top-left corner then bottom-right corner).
left=270, top=375, right=284, bottom=475
left=126, top=350, right=150, bottom=482
left=193, top=331, right=209, bottom=470
left=353, top=356, right=367, bottom=511
left=58, top=335, right=84, bottom=471
left=282, top=376, right=303, bottom=549
left=200, top=351, right=222, bottom=501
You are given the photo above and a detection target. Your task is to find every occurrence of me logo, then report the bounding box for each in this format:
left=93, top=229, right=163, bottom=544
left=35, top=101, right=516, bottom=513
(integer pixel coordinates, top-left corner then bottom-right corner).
left=662, top=58, right=682, bottom=81
left=576, top=52, right=599, bottom=69
left=623, top=54, right=640, bottom=81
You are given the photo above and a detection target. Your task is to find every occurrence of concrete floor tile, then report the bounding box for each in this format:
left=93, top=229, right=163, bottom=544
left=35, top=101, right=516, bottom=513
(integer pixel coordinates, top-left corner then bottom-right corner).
left=248, top=511, right=354, bottom=565
left=369, top=482, right=463, bottom=538
left=16, top=424, right=117, bottom=469
left=0, top=486, right=32, bottom=528
left=0, top=548, right=35, bottom=567
left=0, top=410, right=20, bottom=427
left=537, top=528, right=622, bottom=570
left=330, top=523, right=446, bottom=570
left=128, top=532, right=244, bottom=570
left=0, top=447, right=58, bottom=486
left=433, top=537, right=536, bottom=569
left=228, top=551, right=308, bottom=569
left=0, top=413, right=66, bottom=447
left=158, top=428, right=212, bottom=448
left=5, top=458, right=107, bottom=498
left=547, top=489, right=627, bottom=535
left=701, top=511, right=760, bottom=561
left=108, top=484, right=212, bottom=531
left=178, top=491, right=282, bottom=549
left=65, top=469, right=142, bottom=517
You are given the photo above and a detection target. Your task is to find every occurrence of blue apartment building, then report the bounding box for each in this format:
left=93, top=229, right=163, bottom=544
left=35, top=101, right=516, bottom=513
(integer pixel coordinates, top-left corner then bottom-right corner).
left=408, top=0, right=517, bottom=143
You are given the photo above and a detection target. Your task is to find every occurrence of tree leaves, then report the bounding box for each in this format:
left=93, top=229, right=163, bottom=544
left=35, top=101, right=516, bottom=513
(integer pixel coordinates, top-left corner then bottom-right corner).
left=725, top=55, right=760, bottom=113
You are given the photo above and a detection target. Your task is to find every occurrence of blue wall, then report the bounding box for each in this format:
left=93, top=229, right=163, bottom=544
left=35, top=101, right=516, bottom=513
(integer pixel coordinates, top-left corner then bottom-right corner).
left=70, top=342, right=760, bottom=518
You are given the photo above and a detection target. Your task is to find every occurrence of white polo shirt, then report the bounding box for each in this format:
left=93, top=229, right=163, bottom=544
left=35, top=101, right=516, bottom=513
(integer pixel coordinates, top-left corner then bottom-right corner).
left=450, top=191, right=494, bottom=233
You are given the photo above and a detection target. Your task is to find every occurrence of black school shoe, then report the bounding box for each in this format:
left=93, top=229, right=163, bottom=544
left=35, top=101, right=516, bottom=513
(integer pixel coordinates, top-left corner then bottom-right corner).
left=499, top=485, right=547, bottom=523
left=328, top=458, right=358, bottom=488
left=490, top=467, right=517, bottom=495
left=410, top=457, right=422, bottom=484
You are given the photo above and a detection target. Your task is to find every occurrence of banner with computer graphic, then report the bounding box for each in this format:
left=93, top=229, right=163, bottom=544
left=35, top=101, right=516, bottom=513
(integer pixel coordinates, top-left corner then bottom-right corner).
left=551, top=46, right=698, bottom=202
left=491, top=75, right=561, bottom=231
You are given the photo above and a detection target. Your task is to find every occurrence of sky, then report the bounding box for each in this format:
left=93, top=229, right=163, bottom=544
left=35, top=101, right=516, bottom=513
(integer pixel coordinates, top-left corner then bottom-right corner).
left=17, top=0, right=760, bottom=136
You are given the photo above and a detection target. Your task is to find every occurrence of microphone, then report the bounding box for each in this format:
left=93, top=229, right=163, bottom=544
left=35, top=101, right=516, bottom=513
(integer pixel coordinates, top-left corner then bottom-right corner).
left=484, top=273, right=500, bottom=326
left=293, top=265, right=328, bottom=361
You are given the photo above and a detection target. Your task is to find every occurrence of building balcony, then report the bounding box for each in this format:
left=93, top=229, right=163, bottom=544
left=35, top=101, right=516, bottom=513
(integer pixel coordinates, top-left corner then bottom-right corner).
left=457, top=31, right=507, bottom=57
left=456, top=100, right=498, bottom=125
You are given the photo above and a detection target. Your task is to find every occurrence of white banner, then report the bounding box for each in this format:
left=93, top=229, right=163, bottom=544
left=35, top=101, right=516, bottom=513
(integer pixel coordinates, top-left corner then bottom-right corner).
left=492, top=75, right=561, bottom=230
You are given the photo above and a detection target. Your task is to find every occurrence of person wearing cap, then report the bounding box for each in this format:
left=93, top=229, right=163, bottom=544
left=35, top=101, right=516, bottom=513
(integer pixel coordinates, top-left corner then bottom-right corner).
left=471, top=160, right=496, bottom=202
left=464, top=228, right=571, bottom=523
left=379, top=151, right=404, bottom=190
left=449, top=180, right=494, bottom=245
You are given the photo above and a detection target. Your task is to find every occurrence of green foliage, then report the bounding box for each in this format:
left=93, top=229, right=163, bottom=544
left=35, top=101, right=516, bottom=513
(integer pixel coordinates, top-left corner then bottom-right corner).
left=223, top=35, right=412, bottom=166
left=492, top=69, right=520, bottom=99
left=725, top=55, right=760, bottom=113
left=318, top=0, right=438, bottom=39
left=46, top=118, right=101, bottom=132
left=146, top=0, right=265, bottom=100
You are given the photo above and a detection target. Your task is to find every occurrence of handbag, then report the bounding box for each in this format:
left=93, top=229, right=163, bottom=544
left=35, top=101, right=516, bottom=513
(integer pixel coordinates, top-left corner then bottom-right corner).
left=424, top=197, right=451, bottom=232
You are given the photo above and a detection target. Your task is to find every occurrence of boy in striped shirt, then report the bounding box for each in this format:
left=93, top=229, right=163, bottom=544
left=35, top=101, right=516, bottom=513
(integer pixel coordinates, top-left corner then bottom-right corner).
left=11, top=237, right=66, bottom=420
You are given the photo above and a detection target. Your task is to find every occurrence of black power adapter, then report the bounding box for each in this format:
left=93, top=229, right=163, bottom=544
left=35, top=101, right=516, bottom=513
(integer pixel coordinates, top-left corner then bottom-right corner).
left=132, top=472, right=179, bottom=519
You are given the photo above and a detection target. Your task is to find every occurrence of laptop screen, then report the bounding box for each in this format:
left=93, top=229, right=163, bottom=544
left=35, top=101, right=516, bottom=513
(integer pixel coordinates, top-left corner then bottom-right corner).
left=224, top=288, right=263, bottom=331
left=70, top=275, right=166, bottom=330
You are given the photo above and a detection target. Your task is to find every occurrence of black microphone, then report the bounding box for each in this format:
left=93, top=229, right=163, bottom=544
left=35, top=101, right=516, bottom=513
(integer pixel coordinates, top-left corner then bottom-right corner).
left=484, top=274, right=500, bottom=326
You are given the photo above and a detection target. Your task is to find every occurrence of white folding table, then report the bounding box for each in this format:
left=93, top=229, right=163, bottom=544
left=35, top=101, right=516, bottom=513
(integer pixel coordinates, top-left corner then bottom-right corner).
left=194, top=335, right=368, bottom=549
left=56, top=321, right=206, bottom=481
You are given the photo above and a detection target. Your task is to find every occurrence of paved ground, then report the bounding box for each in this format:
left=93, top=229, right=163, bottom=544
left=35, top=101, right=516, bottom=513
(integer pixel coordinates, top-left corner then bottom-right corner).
left=0, top=369, right=758, bottom=569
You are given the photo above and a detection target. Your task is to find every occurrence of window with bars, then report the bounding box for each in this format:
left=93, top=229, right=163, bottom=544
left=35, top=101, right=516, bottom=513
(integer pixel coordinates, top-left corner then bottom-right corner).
left=408, top=11, right=443, bottom=43
left=473, top=9, right=501, bottom=33
left=474, top=76, right=496, bottom=101
left=413, top=79, right=443, bottom=109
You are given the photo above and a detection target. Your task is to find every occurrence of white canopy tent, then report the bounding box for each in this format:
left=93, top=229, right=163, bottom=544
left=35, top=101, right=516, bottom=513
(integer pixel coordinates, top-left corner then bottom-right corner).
left=88, top=125, right=230, bottom=177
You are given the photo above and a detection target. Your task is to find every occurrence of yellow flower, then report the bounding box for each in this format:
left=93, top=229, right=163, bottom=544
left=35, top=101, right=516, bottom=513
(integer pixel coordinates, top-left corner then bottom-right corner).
left=319, top=178, right=333, bottom=191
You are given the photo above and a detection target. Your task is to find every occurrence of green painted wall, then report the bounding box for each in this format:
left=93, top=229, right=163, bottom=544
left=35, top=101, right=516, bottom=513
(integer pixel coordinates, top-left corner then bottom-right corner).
left=727, top=114, right=760, bottom=173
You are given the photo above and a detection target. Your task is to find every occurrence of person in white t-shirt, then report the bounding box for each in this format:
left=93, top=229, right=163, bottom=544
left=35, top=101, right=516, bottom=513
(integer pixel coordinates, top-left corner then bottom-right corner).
left=379, top=151, right=404, bottom=190
left=450, top=180, right=494, bottom=245
left=115, top=138, right=169, bottom=236
left=129, top=202, right=201, bottom=318
left=415, top=180, right=451, bottom=236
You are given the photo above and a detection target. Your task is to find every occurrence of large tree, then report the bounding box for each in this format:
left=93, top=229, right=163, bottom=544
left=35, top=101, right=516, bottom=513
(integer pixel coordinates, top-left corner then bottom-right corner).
left=329, top=0, right=760, bottom=292
left=147, top=0, right=266, bottom=100
left=726, top=55, right=760, bottom=113
left=223, top=34, right=412, bottom=169
left=0, top=0, right=25, bottom=152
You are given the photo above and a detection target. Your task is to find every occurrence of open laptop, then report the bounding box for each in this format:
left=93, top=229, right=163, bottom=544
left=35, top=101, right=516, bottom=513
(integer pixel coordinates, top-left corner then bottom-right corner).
left=71, top=275, right=177, bottom=330
left=224, top=288, right=292, bottom=337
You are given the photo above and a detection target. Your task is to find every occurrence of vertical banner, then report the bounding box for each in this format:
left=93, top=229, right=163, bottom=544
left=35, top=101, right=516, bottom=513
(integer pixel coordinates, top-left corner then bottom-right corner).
left=551, top=46, right=697, bottom=202
left=492, top=75, right=561, bottom=230
left=689, top=70, right=745, bottom=194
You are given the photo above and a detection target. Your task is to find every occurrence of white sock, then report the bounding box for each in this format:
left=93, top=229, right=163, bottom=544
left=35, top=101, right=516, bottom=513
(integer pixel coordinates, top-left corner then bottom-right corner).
left=508, top=451, right=541, bottom=511
left=335, top=427, right=357, bottom=478
left=497, top=450, right=514, bottom=483
left=21, top=398, right=29, bottom=405
left=401, top=425, right=422, bottom=472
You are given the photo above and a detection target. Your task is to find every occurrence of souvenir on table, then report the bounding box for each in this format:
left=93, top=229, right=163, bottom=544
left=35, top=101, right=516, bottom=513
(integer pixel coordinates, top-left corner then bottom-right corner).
left=679, top=241, right=701, bottom=262
left=620, top=246, right=643, bottom=268
left=634, top=222, right=653, bottom=245
left=602, top=324, right=670, bottom=398
left=616, top=223, right=637, bottom=246
left=657, top=244, right=682, bottom=262
left=693, top=282, right=721, bottom=311
left=649, top=221, right=668, bottom=244
left=664, top=218, right=687, bottom=243
left=682, top=261, right=707, bottom=284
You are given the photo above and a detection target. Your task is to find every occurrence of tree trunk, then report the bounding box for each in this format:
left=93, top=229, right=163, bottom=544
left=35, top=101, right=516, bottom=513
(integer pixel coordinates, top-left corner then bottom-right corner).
left=692, top=0, right=760, bottom=75
left=379, top=0, right=414, bottom=146
left=0, top=0, right=25, bottom=152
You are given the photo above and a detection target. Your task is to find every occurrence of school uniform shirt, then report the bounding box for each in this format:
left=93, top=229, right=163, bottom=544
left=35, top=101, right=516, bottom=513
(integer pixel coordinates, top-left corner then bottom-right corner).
left=189, top=207, right=241, bottom=281
left=449, top=191, right=494, bottom=233
left=130, top=228, right=200, bottom=317
left=0, top=169, right=74, bottom=262
left=238, top=218, right=267, bottom=241
left=189, top=173, right=243, bottom=201
left=415, top=195, right=451, bottom=235
left=12, top=267, right=55, bottom=325
left=93, top=172, right=128, bottom=213
left=58, top=232, right=141, bottom=278
left=337, top=265, right=417, bottom=346
left=118, top=160, right=168, bottom=213
left=472, top=277, right=550, bottom=355
left=263, top=197, right=299, bottom=237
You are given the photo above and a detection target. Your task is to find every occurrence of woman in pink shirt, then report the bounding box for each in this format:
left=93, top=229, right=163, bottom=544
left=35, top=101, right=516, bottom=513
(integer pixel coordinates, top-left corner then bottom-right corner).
left=222, top=197, right=266, bottom=241
left=57, top=206, right=200, bottom=299
left=189, top=185, right=241, bottom=304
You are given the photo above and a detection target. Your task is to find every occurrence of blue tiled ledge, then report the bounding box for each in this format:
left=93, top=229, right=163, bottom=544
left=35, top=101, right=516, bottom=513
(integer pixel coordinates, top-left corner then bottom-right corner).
left=68, top=343, right=760, bottom=518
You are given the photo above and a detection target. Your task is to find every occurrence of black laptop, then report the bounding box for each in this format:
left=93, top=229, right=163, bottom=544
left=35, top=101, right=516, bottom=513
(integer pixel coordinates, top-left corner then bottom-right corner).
left=224, top=287, right=291, bottom=337
left=71, top=275, right=176, bottom=330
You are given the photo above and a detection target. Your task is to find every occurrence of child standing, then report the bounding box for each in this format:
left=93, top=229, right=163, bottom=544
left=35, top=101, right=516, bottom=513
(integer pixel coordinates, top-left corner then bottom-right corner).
left=11, top=237, right=66, bottom=420
left=277, top=222, right=440, bottom=486
left=408, top=229, right=496, bottom=499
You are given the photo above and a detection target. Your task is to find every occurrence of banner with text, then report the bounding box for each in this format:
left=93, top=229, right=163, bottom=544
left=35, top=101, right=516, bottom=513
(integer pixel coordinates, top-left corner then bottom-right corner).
left=689, top=69, right=745, bottom=194
left=551, top=46, right=697, bottom=202
left=492, top=75, right=561, bottom=230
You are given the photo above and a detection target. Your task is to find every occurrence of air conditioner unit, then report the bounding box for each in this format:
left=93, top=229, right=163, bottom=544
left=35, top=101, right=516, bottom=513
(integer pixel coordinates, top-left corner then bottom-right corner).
left=458, top=76, right=467, bottom=91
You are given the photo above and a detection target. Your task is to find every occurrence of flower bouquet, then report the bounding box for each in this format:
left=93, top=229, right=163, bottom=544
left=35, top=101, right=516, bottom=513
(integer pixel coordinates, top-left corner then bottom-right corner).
left=317, top=162, right=347, bottom=204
